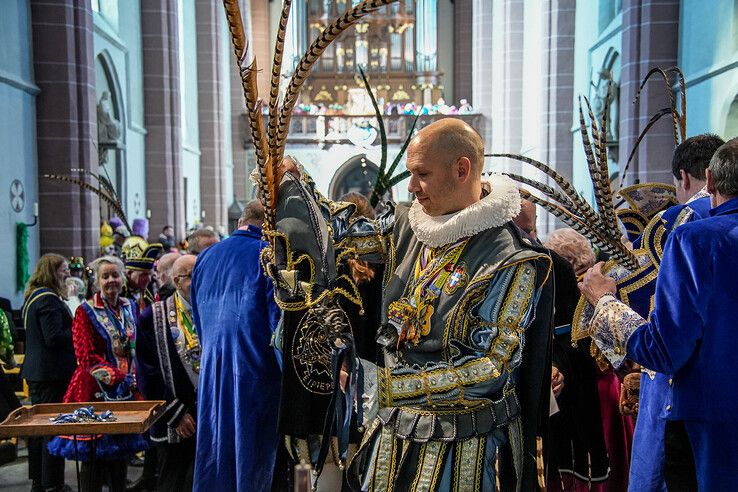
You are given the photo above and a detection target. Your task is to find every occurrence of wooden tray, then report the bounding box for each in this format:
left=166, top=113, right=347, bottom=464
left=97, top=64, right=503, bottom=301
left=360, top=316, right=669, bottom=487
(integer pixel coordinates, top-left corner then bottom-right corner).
left=0, top=400, right=167, bottom=438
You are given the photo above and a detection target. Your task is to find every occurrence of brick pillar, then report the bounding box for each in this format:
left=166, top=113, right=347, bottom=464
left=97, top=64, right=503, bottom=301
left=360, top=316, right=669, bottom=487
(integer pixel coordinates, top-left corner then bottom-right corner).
left=453, top=0, right=473, bottom=105
left=31, top=0, right=100, bottom=259
left=141, top=0, right=185, bottom=239
left=540, top=0, right=576, bottom=234
left=196, top=0, right=228, bottom=230
left=619, top=0, right=680, bottom=185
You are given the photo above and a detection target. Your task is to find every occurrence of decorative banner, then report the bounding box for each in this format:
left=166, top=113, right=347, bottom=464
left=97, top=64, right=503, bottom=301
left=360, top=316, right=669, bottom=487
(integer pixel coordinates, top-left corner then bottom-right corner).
left=16, top=222, right=30, bottom=293
left=10, top=179, right=25, bottom=213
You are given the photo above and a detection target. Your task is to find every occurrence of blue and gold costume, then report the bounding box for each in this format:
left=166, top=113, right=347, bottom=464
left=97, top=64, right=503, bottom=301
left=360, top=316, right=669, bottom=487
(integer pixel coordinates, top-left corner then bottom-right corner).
left=268, top=172, right=554, bottom=491
left=625, top=191, right=710, bottom=491
left=589, top=196, right=738, bottom=490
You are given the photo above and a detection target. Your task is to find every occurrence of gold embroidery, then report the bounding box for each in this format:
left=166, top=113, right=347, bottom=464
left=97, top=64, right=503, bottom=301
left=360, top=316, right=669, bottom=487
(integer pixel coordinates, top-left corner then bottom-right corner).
left=411, top=441, right=446, bottom=492
left=385, top=262, right=538, bottom=406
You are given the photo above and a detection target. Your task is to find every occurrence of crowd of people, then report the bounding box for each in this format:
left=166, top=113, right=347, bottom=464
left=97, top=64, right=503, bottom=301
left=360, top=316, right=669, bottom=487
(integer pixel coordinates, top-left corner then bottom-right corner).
left=293, top=97, right=475, bottom=117
left=3, top=119, right=738, bottom=492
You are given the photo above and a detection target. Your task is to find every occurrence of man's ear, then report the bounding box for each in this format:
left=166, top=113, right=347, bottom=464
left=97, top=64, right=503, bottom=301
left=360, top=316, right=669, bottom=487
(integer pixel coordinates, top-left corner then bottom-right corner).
left=457, top=156, right=471, bottom=182
left=680, top=169, right=691, bottom=191
left=706, top=168, right=716, bottom=195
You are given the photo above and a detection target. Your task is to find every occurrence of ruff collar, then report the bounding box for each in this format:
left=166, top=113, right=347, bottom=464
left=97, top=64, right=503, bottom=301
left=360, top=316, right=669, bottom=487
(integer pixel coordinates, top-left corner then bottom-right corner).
left=409, top=174, right=521, bottom=248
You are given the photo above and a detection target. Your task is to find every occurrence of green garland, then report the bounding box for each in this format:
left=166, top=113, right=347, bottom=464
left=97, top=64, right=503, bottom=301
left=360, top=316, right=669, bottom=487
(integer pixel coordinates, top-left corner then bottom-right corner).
left=0, top=309, right=15, bottom=366
left=16, top=222, right=29, bottom=293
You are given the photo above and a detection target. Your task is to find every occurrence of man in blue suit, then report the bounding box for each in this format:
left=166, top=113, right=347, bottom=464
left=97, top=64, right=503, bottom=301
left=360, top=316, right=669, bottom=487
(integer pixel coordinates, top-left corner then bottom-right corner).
left=627, top=133, right=724, bottom=492
left=190, top=200, right=281, bottom=492
left=580, top=137, right=738, bottom=491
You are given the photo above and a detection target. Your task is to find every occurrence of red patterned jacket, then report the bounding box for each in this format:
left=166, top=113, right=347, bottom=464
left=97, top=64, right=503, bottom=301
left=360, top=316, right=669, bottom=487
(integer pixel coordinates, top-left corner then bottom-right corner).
left=63, top=293, right=141, bottom=403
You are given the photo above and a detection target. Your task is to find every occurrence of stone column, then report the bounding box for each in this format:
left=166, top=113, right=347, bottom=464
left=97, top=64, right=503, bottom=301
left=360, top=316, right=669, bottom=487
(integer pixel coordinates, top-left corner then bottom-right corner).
left=501, top=0, right=525, bottom=171
left=231, top=0, right=261, bottom=203
left=141, top=0, right=185, bottom=239
left=539, top=0, right=576, bottom=234
left=196, top=0, right=228, bottom=230
left=453, top=0, right=473, bottom=105
left=31, top=0, right=100, bottom=259
left=619, top=0, right=680, bottom=185
left=472, top=0, right=494, bottom=147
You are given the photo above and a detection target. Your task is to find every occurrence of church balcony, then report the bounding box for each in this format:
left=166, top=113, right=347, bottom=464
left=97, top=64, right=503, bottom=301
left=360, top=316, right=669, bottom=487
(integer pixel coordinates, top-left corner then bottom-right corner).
left=271, top=112, right=485, bottom=147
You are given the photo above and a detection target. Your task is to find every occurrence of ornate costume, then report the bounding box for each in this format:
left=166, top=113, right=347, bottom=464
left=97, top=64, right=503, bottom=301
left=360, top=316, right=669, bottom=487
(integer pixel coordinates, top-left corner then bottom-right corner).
left=353, top=177, right=553, bottom=491
left=622, top=190, right=710, bottom=491
left=136, top=292, right=199, bottom=491
left=267, top=171, right=554, bottom=490
left=48, top=293, right=147, bottom=461
left=586, top=197, right=738, bottom=490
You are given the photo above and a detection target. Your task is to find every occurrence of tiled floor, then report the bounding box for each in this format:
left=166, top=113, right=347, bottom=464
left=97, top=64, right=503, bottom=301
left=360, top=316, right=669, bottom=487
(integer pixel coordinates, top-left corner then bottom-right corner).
left=0, top=441, right=143, bottom=491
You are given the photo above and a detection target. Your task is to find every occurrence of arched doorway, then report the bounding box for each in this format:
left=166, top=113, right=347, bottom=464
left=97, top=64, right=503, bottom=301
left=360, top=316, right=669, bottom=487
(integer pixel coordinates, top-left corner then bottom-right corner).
left=95, top=52, right=126, bottom=222
left=328, top=154, right=387, bottom=201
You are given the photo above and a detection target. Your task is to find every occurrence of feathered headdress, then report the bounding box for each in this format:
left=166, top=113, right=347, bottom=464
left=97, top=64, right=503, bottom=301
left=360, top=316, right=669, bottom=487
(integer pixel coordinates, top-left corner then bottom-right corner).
left=44, top=170, right=132, bottom=234
left=222, top=0, right=401, bottom=241
left=489, top=67, right=688, bottom=351
left=488, top=81, right=641, bottom=271
left=619, top=66, right=687, bottom=189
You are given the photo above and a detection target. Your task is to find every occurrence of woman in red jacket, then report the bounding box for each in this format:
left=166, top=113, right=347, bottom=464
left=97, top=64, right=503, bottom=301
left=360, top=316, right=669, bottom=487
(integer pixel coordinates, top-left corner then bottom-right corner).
left=49, top=255, right=147, bottom=492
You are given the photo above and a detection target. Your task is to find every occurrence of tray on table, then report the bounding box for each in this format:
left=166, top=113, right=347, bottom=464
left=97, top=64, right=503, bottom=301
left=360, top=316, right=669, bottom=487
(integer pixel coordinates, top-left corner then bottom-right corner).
left=0, top=400, right=166, bottom=438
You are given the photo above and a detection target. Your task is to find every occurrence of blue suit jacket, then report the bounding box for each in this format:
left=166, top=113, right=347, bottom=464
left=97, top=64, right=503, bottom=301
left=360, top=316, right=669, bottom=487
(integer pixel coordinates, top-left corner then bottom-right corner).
left=627, top=197, right=738, bottom=422
left=629, top=196, right=711, bottom=492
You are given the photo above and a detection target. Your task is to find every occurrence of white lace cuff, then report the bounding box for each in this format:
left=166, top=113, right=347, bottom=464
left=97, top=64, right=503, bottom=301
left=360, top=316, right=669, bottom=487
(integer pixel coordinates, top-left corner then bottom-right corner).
left=590, top=296, right=646, bottom=368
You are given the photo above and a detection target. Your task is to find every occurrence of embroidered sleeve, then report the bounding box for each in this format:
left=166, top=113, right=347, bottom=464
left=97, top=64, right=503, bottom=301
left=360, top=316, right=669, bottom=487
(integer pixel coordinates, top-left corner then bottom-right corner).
left=622, top=228, right=706, bottom=374
left=588, top=295, right=647, bottom=369
left=378, top=260, right=545, bottom=407
left=73, top=309, right=126, bottom=385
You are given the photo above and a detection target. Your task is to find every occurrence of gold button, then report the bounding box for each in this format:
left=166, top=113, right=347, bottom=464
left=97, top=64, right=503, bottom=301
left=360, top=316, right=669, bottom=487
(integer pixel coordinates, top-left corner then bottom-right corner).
left=668, top=378, right=673, bottom=386
left=666, top=405, right=672, bottom=411
left=614, top=347, right=622, bottom=355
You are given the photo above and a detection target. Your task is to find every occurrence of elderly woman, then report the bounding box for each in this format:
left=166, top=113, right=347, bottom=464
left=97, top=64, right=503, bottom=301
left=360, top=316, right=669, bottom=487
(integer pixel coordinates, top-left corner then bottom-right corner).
left=545, top=228, right=634, bottom=492
left=48, top=256, right=147, bottom=492
left=544, top=228, right=596, bottom=277
left=22, top=253, right=76, bottom=492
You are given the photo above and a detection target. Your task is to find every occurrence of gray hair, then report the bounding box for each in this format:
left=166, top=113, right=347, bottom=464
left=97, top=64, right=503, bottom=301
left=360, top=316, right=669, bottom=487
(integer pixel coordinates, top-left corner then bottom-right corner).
left=708, top=138, right=738, bottom=198
left=187, top=228, right=219, bottom=254
left=65, top=276, right=87, bottom=297
left=238, top=200, right=265, bottom=227
left=89, top=255, right=125, bottom=288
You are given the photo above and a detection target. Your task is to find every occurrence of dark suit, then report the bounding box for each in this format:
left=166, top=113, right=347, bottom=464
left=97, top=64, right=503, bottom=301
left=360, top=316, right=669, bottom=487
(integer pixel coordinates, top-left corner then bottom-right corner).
left=21, top=288, right=76, bottom=489
left=136, top=298, right=198, bottom=492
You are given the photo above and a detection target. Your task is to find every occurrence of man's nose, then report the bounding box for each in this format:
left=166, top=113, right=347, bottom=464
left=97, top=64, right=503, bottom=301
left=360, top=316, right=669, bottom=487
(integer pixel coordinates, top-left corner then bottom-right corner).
left=407, top=175, right=419, bottom=194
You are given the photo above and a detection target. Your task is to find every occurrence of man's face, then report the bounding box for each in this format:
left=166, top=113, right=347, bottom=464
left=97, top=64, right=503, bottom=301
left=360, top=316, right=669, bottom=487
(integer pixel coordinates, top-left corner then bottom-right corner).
left=164, top=226, right=174, bottom=238
left=406, top=146, right=457, bottom=216
left=173, top=265, right=194, bottom=302
left=156, top=263, right=171, bottom=287
left=127, top=269, right=152, bottom=291
left=513, top=202, right=537, bottom=240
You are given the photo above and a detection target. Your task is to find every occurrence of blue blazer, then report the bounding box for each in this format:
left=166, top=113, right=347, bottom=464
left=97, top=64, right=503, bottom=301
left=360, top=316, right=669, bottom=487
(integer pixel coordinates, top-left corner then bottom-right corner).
left=627, top=197, right=738, bottom=422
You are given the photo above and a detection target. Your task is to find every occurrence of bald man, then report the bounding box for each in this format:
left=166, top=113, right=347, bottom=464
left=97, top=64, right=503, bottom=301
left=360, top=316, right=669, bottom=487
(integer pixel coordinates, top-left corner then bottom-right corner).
left=514, top=198, right=538, bottom=240
left=136, top=254, right=199, bottom=492
left=155, top=252, right=182, bottom=301
left=272, top=118, right=555, bottom=490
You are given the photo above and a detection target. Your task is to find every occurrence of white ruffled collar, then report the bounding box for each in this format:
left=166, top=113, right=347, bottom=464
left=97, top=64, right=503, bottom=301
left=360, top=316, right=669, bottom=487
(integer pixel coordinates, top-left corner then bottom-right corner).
left=408, top=174, right=521, bottom=248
